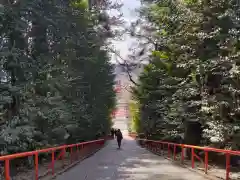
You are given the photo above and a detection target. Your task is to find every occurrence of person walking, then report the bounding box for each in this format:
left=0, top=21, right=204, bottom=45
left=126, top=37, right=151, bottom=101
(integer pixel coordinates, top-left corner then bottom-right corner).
left=110, top=128, right=115, bottom=138
left=114, top=129, right=117, bottom=138
left=116, top=129, right=123, bottom=149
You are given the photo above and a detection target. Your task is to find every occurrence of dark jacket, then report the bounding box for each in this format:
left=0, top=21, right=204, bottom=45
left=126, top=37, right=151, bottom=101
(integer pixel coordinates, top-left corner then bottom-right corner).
left=116, top=131, right=123, bottom=140
left=110, top=129, right=114, bottom=136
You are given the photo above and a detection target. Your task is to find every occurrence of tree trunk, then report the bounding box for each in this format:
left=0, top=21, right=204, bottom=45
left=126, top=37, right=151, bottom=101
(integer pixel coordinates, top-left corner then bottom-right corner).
left=184, top=120, right=202, bottom=159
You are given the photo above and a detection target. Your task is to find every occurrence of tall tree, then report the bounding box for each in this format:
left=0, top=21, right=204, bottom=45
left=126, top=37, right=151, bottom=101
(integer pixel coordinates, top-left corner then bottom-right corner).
left=132, top=0, right=240, bottom=150
left=0, top=0, right=116, bottom=154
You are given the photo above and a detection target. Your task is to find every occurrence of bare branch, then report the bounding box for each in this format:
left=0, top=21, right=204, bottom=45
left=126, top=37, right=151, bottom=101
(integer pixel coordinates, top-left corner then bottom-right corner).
left=108, top=47, right=140, bottom=85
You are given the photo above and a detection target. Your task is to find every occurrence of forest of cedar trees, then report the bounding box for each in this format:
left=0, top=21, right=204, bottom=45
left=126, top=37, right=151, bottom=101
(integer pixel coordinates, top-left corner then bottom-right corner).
left=1, top=0, right=240, bottom=170
left=0, top=0, right=116, bottom=155
left=129, top=0, right=240, bottom=164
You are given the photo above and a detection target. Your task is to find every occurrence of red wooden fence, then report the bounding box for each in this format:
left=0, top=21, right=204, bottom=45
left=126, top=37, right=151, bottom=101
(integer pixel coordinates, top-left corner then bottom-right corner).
left=138, top=139, right=240, bottom=180
left=0, top=139, right=105, bottom=180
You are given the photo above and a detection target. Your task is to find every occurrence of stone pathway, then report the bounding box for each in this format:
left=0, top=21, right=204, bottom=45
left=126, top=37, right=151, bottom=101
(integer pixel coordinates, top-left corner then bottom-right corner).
left=55, top=137, right=207, bottom=180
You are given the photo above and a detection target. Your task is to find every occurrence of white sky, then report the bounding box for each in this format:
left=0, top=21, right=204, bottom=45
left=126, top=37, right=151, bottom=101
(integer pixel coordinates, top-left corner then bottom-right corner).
left=109, top=0, right=141, bottom=63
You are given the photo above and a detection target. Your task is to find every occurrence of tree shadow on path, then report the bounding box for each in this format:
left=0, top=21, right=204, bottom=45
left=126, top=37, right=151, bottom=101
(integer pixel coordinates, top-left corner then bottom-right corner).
left=92, top=138, right=205, bottom=180
left=55, top=137, right=205, bottom=180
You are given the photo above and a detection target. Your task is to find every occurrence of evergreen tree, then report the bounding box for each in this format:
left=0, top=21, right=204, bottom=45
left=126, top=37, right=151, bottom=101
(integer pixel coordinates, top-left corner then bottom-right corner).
left=132, top=0, right=240, bottom=149
left=0, top=0, right=116, bottom=154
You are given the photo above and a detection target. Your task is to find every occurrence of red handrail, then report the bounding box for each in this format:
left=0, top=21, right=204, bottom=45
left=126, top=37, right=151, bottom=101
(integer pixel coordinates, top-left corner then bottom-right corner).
left=138, top=138, right=240, bottom=180
left=1, top=139, right=105, bottom=180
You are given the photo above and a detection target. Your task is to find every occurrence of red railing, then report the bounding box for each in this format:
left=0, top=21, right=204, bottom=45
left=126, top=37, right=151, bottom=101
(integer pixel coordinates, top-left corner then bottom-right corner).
left=0, top=139, right=105, bottom=180
left=138, top=139, right=240, bottom=180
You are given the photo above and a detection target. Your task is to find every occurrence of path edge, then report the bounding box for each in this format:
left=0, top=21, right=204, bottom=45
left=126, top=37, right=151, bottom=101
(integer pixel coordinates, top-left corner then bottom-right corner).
left=141, top=145, right=222, bottom=180
left=41, top=140, right=110, bottom=179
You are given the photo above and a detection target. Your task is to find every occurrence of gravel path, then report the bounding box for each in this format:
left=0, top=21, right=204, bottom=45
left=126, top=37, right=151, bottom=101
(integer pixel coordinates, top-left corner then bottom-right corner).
left=55, top=137, right=207, bottom=180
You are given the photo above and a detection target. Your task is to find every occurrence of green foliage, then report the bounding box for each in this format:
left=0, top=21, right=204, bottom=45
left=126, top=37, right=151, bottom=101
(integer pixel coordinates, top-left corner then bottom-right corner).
left=0, top=0, right=116, bottom=154
left=71, top=0, right=89, bottom=9
left=128, top=100, right=141, bottom=133
left=133, top=0, right=240, bottom=149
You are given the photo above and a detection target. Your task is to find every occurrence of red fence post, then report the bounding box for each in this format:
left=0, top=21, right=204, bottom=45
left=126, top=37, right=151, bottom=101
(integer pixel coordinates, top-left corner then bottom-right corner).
left=191, top=148, right=195, bottom=168
left=35, top=153, right=39, bottom=180
left=159, top=143, right=161, bottom=154
left=168, top=144, right=170, bottom=158
left=181, top=145, right=184, bottom=164
left=51, top=150, right=55, bottom=175
left=204, top=151, right=208, bottom=174
left=5, top=159, right=10, bottom=180
left=158, top=143, right=161, bottom=154
left=226, top=154, right=230, bottom=180
left=62, top=148, right=65, bottom=167
left=70, top=147, right=73, bottom=163
left=173, top=145, right=176, bottom=160
left=162, top=143, right=164, bottom=155
left=76, top=145, right=79, bottom=159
